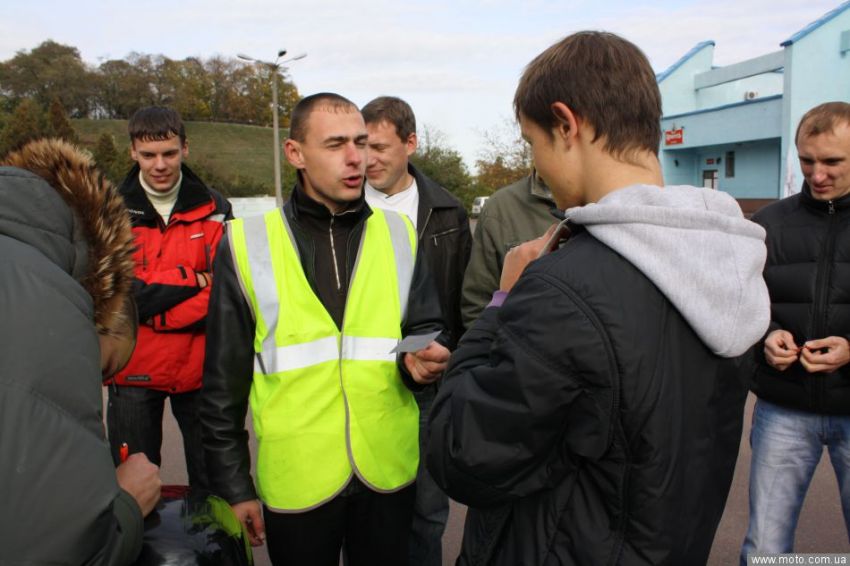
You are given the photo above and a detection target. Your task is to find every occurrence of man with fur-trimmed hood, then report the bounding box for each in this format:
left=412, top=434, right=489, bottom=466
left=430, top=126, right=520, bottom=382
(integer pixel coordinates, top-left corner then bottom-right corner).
left=0, top=139, right=160, bottom=565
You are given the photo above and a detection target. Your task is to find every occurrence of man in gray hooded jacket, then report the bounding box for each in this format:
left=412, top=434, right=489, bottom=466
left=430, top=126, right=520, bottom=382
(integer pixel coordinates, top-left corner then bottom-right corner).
left=0, top=139, right=160, bottom=565
left=427, top=32, right=770, bottom=565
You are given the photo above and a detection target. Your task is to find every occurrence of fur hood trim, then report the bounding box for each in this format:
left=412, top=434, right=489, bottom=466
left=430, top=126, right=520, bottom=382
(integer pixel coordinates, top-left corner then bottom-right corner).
left=2, top=138, right=136, bottom=332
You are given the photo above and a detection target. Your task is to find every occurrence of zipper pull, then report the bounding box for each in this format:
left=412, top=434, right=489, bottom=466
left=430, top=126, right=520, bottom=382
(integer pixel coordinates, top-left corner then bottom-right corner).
left=829, top=201, right=836, bottom=214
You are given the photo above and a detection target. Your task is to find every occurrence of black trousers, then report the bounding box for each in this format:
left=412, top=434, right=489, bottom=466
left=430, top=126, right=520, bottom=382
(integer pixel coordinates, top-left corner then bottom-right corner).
left=264, top=480, right=416, bottom=566
left=106, top=385, right=208, bottom=489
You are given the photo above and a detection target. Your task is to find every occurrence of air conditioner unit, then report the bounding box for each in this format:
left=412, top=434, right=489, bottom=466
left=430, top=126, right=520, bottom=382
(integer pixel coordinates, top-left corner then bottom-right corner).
left=744, top=91, right=758, bottom=101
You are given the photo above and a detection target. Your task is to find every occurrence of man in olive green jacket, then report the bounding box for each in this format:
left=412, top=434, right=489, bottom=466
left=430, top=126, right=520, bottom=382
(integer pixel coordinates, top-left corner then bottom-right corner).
left=461, top=172, right=555, bottom=327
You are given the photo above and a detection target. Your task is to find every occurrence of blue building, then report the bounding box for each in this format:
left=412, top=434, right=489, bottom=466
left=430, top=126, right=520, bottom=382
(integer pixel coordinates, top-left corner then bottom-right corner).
left=657, top=1, right=850, bottom=212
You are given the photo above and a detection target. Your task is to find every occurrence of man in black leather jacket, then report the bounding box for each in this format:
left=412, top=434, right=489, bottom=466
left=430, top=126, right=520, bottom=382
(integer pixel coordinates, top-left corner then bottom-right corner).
left=427, top=32, right=771, bottom=565
left=742, top=102, right=850, bottom=562
left=201, top=93, right=448, bottom=566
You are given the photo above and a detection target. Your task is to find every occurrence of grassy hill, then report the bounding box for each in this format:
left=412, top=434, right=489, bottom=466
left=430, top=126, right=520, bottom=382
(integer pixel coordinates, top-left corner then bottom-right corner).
left=72, top=118, right=296, bottom=197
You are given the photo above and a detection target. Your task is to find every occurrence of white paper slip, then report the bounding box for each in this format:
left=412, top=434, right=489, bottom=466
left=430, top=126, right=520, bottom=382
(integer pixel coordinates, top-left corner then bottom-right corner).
left=390, top=331, right=442, bottom=354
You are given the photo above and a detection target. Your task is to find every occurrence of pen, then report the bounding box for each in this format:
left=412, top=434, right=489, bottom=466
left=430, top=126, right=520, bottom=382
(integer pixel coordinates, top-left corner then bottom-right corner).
left=119, top=442, right=129, bottom=463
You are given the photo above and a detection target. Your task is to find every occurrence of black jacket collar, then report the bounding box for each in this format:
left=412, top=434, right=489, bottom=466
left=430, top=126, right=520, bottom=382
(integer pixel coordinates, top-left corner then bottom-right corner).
left=409, top=163, right=463, bottom=229
left=800, top=181, right=850, bottom=213
left=287, top=178, right=369, bottom=225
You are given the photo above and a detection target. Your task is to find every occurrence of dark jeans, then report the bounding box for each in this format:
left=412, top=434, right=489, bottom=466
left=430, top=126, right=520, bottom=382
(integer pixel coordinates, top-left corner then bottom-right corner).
left=264, top=481, right=416, bottom=566
left=409, top=385, right=450, bottom=566
left=106, top=385, right=208, bottom=489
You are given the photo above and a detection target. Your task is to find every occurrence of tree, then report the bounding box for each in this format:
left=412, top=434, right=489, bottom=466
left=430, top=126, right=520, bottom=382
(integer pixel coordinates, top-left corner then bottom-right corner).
left=0, top=40, right=95, bottom=117
left=91, top=132, right=131, bottom=184
left=47, top=96, right=78, bottom=142
left=0, top=98, right=48, bottom=156
left=411, top=126, right=474, bottom=208
left=95, top=57, right=155, bottom=118
left=473, top=119, right=532, bottom=194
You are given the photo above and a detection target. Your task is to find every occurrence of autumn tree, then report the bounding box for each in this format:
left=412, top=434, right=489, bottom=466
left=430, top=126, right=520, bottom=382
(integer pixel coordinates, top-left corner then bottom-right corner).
left=473, top=118, right=532, bottom=194
left=1, top=42, right=303, bottom=125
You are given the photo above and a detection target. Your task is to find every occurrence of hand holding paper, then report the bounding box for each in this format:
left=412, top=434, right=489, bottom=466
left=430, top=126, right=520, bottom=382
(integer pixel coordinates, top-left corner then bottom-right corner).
left=403, top=340, right=450, bottom=385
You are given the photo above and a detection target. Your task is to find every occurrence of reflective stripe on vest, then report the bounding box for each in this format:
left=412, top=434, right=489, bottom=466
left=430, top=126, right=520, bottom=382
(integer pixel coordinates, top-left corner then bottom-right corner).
left=227, top=207, right=419, bottom=512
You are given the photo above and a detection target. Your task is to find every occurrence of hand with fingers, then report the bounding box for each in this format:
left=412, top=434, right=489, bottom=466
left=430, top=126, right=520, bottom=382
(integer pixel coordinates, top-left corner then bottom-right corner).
left=800, top=336, right=850, bottom=373
left=499, top=223, right=568, bottom=292
left=232, top=499, right=266, bottom=547
left=116, top=452, right=161, bottom=517
left=764, top=329, right=800, bottom=371
left=404, top=341, right=450, bottom=385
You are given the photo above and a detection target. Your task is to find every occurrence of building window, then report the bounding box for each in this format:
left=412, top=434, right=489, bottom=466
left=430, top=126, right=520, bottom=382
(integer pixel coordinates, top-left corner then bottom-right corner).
left=703, top=170, right=719, bottom=189
left=725, top=151, right=735, bottom=178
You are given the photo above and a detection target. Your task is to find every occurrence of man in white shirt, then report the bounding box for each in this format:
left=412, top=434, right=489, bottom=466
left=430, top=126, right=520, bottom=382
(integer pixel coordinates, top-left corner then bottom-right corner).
left=362, top=96, right=472, bottom=566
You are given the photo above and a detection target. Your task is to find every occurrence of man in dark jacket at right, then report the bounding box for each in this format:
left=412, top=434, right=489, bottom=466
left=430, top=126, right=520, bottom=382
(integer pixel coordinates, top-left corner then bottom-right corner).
left=741, top=101, right=850, bottom=561
left=427, top=31, right=771, bottom=565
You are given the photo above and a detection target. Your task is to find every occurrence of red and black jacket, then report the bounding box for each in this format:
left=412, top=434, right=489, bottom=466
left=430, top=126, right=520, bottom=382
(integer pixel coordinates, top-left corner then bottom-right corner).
left=111, top=164, right=232, bottom=393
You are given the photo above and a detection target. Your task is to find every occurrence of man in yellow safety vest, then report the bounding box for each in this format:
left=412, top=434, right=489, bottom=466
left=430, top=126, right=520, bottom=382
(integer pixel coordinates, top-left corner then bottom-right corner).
left=201, top=92, right=450, bottom=566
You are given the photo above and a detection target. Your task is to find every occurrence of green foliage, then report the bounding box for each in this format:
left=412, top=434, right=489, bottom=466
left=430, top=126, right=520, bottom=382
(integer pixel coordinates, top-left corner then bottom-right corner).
left=47, top=96, right=78, bottom=143
left=0, top=40, right=302, bottom=127
left=89, top=51, right=301, bottom=124
left=91, top=132, right=132, bottom=184
left=96, top=56, right=157, bottom=119
left=0, top=40, right=95, bottom=117
left=0, top=98, right=48, bottom=156
left=410, top=126, right=475, bottom=208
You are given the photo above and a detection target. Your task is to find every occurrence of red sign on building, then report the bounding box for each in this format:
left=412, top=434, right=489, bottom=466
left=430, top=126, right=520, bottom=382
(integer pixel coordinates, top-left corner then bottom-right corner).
left=665, top=128, right=684, bottom=146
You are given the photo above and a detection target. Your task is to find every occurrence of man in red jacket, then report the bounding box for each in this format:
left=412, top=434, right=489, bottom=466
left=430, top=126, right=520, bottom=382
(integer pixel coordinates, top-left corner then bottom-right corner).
left=107, top=106, right=232, bottom=488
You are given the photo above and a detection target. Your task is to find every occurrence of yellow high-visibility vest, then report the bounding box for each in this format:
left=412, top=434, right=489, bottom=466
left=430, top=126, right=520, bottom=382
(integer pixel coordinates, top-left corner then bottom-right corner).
left=227, top=207, right=419, bottom=512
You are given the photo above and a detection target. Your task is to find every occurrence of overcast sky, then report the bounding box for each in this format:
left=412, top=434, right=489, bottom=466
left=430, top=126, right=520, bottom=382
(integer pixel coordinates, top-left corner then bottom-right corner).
left=0, top=0, right=841, bottom=170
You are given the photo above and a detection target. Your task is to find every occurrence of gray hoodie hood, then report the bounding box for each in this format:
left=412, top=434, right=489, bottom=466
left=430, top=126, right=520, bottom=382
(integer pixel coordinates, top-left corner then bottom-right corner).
left=565, top=184, right=770, bottom=358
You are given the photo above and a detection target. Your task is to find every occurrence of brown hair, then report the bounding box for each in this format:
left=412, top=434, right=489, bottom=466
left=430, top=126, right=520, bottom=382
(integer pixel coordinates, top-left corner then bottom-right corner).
left=795, top=102, right=850, bottom=145
left=361, top=96, right=417, bottom=141
left=514, top=31, right=662, bottom=159
left=289, top=93, right=358, bottom=142
left=128, top=106, right=186, bottom=145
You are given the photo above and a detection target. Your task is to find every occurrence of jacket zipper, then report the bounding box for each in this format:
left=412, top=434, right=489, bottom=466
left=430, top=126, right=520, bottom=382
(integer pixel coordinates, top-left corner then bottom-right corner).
left=431, top=227, right=459, bottom=246
left=811, top=200, right=836, bottom=410
left=329, top=215, right=342, bottom=291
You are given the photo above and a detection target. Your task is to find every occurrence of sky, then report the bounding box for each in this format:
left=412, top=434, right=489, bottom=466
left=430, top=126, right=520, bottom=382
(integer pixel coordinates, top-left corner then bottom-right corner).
left=0, top=0, right=841, bottom=171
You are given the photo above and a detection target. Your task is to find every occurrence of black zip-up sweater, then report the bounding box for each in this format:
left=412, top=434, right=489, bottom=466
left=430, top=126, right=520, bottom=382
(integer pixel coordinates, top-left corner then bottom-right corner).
left=751, top=182, right=850, bottom=414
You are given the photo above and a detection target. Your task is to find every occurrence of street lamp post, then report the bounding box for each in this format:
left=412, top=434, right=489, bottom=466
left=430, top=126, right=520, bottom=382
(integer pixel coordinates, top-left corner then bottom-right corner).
left=238, top=50, right=307, bottom=208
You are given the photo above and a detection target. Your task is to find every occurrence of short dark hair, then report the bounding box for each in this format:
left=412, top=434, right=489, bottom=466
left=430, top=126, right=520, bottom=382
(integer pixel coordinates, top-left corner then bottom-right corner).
left=796, top=102, right=850, bottom=145
left=514, top=31, right=662, bottom=159
left=361, top=96, right=417, bottom=141
left=289, top=93, right=359, bottom=142
left=128, top=106, right=186, bottom=145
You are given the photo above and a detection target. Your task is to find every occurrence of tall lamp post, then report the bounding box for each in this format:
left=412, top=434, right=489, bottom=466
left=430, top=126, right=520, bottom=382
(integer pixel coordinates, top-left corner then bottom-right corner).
left=238, top=50, right=307, bottom=208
